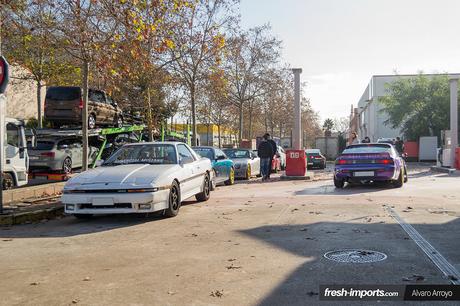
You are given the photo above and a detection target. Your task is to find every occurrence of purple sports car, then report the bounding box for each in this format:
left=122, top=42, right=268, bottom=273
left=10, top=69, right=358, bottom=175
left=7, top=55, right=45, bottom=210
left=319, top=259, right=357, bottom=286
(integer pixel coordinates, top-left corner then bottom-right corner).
left=334, top=143, right=408, bottom=188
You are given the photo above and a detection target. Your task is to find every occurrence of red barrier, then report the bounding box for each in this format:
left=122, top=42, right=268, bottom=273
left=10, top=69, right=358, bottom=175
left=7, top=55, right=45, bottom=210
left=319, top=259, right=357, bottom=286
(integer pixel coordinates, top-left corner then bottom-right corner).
left=456, top=148, right=460, bottom=170
left=404, top=141, right=419, bottom=160
left=285, top=150, right=306, bottom=176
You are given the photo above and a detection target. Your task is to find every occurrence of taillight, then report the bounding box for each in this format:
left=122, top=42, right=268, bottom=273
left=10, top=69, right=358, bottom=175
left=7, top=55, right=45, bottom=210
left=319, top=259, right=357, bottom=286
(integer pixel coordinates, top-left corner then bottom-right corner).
left=377, top=159, right=394, bottom=165
left=336, top=159, right=348, bottom=165
left=41, top=152, right=55, bottom=158
left=78, top=98, right=83, bottom=109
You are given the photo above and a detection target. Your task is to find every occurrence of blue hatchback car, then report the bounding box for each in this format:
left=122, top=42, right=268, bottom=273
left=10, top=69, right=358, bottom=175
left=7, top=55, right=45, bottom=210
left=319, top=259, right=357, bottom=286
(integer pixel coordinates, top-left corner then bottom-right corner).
left=193, top=146, right=235, bottom=186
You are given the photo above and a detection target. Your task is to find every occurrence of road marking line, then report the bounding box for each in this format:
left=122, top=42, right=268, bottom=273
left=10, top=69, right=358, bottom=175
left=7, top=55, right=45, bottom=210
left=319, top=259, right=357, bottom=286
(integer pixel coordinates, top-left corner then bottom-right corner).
left=385, top=205, right=460, bottom=285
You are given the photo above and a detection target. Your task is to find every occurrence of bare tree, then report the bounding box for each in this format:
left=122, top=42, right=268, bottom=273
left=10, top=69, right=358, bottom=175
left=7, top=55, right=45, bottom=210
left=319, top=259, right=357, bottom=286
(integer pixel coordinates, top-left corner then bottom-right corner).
left=168, top=0, right=236, bottom=146
left=225, top=25, right=281, bottom=143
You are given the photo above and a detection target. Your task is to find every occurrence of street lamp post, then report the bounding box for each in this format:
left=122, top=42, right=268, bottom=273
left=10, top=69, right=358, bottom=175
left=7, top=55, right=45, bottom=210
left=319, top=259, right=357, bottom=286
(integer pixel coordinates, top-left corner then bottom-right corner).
left=292, top=68, right=302, bottom=150
left=449, top=78, right=458, bottom=168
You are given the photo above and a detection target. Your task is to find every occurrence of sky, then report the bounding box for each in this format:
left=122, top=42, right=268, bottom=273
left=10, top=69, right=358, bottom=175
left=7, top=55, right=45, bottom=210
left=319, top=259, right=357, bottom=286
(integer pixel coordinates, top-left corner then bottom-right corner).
left=239, top=0, right=460, bottom=122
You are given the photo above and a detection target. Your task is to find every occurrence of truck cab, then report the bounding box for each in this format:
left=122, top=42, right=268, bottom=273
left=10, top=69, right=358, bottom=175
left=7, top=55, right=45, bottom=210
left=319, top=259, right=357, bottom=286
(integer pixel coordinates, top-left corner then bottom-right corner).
left=3, top=117, right=28, bottom=189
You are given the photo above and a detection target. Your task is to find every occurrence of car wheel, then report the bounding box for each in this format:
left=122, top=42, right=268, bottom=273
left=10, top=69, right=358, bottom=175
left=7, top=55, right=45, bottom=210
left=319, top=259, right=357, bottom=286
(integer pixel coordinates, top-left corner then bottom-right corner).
left=334, top=176, right=345, bottom=188
left=88, top=114, right=96, bottom=129
left=2, top=173, right=14, bottom=190
left=74, top=214, right=93, bottom=219
left=393, top=168, right=404, bottom=188
left=165, top=181, right=181, bottom=217
left=225, top=167, right=235, bottom=186
left=115, top=116, right=123, bottom=128
left=403, top=165, right=408, bottom=183
left=63, top=157, right=72, bottom=174
left=196, top=173, right=211, bottom=202
left=245, top=164, right=251, bottom=180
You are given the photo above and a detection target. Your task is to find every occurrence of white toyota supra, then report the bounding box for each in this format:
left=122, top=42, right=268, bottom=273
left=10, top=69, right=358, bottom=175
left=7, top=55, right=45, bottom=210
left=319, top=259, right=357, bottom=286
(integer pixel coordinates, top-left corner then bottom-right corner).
left=62, top=142, right=213, bottom=218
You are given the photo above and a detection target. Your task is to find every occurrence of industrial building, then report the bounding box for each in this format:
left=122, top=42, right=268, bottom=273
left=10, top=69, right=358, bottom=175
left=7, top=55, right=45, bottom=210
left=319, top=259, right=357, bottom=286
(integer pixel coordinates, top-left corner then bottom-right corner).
left=351, top=73, right=460, bottom=142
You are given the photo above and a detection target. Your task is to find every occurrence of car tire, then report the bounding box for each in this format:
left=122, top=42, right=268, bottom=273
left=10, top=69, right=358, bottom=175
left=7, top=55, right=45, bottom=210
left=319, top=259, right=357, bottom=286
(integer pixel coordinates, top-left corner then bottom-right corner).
left=2, top=173, right=14, bottom=190
left=165, top=181, right=181, bottom=217
left=63, top=157, right=72, bottom=174
left=245, top=164, right=251, bottom=180
left=74, top=214, right=93, bottom=219
left=334, top=176, right=345, bottom=188
left=88, top=114, right=96, bottom=129
left=225, top=167, right=235, bottom=186
left=393, top=168, right=404, bottom=188
left=403, top=165, right=408, bottom=183
left=196, top=173, right=211, bottom=202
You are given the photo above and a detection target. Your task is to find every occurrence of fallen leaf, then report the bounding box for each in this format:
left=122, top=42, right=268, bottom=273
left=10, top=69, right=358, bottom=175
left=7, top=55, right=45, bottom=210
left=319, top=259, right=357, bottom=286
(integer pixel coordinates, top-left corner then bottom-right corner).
left=30, top=282, right=39, bottom=286
left=83, top=277, right=91, bottom=281
left=167, top=291, right=176, bottom=295
left=210, top=290, right=224, bottom=298
left=226, top=264, right=242, bottom=270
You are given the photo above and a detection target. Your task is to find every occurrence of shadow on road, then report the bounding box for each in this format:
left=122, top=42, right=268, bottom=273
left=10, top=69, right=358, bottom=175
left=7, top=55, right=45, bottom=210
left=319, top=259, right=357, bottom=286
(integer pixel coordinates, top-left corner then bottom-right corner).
left=0, top=201, right=200, bottom=239
left=295, top=182, right=394, bottom=195
left=239, top=217, right=460, bottom=306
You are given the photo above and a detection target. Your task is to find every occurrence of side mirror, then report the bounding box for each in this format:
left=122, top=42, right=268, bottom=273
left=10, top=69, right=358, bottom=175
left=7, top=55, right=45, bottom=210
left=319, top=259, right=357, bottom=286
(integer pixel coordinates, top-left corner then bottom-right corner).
left=58, top=144, right=69, bottom=150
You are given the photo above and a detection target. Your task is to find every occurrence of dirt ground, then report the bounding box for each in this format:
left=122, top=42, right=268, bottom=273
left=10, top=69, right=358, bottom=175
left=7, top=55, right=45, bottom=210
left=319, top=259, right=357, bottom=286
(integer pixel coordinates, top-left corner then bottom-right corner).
left=0, top=164, right=459, bottom=306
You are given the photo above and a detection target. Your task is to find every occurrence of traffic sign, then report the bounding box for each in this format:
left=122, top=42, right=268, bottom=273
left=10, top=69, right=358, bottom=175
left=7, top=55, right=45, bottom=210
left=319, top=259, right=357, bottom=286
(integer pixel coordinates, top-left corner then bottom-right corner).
left=0, top=56, right=10, bottom=94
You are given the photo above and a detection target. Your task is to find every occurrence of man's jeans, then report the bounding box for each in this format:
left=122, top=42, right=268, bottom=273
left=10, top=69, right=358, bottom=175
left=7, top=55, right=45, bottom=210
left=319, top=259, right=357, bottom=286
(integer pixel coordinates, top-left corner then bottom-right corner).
left=260, top=157, right=271, bottom=179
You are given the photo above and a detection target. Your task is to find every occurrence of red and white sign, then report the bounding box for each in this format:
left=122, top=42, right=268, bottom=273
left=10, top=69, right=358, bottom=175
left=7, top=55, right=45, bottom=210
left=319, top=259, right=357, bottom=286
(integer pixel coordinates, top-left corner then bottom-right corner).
left=0, top=56, right=10, bottom=94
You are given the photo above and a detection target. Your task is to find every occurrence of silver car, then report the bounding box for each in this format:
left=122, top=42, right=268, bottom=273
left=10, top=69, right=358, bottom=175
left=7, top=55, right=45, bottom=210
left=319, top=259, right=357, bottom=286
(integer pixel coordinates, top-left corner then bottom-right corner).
left=28, top=137, right=98, bottom=173
left=223, top=148, right=260, bottom=179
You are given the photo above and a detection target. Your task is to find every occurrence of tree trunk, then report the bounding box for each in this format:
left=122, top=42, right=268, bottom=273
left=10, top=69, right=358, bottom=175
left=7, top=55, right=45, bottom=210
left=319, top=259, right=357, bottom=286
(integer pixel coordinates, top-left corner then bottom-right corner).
left=217, top=124, right=221, bottom=148
left=206, top=123, right=210, bottom=146
left=238, top=102, right=243, bottom=144
left=36, top=80, right=42, bottom=128
left=82, top=60, right=89, bottom=171
left=248, top=100, right=253, bottom=139
left=146, top=86, right=154, bottom=141
left=190, top=84, right=198, bottom=146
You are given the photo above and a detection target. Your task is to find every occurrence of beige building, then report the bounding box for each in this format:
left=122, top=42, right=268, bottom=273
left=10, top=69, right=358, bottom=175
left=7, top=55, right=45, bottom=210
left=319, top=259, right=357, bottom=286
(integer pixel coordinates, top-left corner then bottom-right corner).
left=4, top=65, right=45, bottom=122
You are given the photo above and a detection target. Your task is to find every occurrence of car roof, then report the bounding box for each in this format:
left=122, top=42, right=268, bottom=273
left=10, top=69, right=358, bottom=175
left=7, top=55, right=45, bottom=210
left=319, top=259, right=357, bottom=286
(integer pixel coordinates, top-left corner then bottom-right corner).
left=346, top=143, right=392, bottom=148
left=193, top=146, right=215, bottom=149
left=223, top=148, right=249, bottom=150
left=125, top=141, right=184, bottom=146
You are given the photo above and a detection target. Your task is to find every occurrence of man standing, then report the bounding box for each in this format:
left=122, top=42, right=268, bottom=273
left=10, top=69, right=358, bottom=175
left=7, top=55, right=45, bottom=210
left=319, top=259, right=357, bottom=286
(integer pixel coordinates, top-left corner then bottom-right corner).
left=395, top=137, right=404, bottom=155
left=265, top=133, right=277, bottom=178
left=257, top=134, right=274, bottom=181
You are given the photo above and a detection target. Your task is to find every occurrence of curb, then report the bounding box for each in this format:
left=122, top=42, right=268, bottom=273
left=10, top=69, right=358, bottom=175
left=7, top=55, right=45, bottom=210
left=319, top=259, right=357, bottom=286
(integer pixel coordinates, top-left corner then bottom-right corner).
left=0, top=205, right=64, bottom=226
left=430, top=166, right=457, bottom=175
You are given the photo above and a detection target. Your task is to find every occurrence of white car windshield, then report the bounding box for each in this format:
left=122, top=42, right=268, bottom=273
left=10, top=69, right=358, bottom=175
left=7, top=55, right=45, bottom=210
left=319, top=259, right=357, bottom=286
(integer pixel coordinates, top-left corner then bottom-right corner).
left=104, top=144, right=177, bottom=165
left=223, top=149, right=250, bottom=158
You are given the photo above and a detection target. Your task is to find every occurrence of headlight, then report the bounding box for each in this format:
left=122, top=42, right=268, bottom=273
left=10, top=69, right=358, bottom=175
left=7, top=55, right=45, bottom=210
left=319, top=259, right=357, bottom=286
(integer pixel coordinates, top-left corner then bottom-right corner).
left=66, top=204, right=75, bottom=211
left=126, top=188, right=159, bottom=193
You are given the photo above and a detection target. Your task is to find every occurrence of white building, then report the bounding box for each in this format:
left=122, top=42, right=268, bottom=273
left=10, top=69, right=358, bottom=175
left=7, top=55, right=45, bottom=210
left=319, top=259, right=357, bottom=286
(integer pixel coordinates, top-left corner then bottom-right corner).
left=356, top=73, right=460, bottom=142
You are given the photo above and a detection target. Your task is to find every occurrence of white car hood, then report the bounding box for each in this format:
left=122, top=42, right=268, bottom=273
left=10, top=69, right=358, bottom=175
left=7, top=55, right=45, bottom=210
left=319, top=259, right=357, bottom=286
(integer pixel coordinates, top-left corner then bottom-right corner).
left=67, top=164, right=180, bottom=187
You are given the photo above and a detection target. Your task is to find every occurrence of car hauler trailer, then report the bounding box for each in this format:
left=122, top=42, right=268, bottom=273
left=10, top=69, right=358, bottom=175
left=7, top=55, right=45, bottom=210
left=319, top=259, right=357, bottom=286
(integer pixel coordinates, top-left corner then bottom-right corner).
left=29, top=125, right=145, bottom=181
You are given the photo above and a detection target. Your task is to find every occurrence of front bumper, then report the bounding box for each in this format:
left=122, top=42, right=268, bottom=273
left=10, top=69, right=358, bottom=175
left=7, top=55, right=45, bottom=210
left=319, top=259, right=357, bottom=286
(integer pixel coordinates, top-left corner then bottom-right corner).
left=234, top=165, right=248, bottom=178
left=334, top=165, right=398, bottom=181
left=61, top=189, right=169, bottom=214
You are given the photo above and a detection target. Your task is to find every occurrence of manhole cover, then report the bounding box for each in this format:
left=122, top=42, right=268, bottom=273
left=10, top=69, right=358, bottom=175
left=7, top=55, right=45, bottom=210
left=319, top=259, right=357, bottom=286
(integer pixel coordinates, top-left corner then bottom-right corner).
left=324, top=249, right=387, bottom=263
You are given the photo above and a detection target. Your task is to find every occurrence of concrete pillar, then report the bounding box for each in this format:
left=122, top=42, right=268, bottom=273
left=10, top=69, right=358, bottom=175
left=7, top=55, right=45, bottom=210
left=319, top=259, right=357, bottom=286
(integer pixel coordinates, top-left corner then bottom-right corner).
left=292, top=68, right=302, bottom=150
left=450, top=78, right=459, bottom=168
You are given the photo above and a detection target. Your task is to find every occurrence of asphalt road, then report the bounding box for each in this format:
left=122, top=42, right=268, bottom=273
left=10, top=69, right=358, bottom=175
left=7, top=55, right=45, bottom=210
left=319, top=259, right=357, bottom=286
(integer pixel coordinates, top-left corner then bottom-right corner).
left=0, top=164, right=459, bottom=306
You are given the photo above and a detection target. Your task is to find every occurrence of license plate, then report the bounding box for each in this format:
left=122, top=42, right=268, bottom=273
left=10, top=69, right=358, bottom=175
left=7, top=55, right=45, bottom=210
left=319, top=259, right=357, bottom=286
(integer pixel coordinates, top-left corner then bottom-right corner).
left=92, top=198, right=114, bottom=206
left=29, top=156, right=39, bottom=160
left=354, top=171, right=374, bottom=177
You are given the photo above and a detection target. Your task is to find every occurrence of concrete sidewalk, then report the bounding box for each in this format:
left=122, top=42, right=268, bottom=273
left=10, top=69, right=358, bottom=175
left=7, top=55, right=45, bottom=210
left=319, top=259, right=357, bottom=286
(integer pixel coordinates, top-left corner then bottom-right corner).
left=0, top=197, right=63, bottom=226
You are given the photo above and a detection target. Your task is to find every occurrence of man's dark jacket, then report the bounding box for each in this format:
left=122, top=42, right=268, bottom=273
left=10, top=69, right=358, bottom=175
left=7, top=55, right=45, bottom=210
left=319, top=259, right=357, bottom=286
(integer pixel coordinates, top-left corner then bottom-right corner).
left=258, top=140, right=274, bottom=158
left=268, top=139, right=277, bottom=155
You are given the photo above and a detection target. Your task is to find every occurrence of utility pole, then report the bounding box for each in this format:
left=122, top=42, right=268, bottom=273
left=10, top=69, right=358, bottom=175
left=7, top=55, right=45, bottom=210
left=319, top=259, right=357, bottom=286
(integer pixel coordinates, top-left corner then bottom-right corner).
left=292, top=68, right=302, bottom=150
left=449, top=78, right=458, bottom=168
